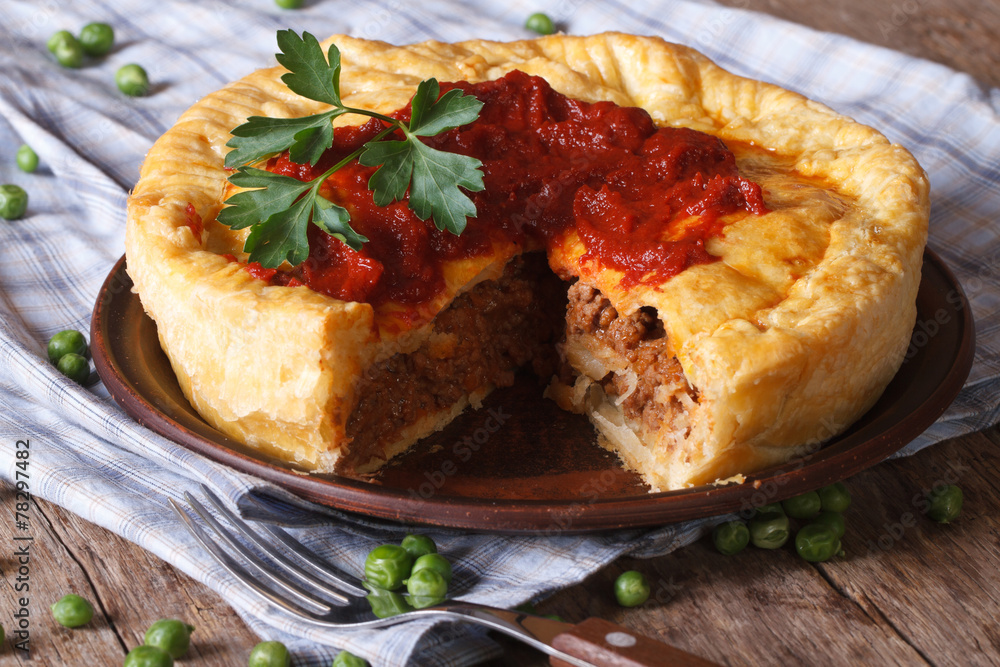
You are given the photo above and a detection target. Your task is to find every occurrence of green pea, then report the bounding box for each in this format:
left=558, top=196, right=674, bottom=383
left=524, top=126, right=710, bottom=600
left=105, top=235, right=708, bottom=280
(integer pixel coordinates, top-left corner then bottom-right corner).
left=754, top=502, right=785, bottom=516
left=79, top=22, right=115, bottom=56
left=781, top=491, right=822, bottom=519
left=50, top=593, right=94, bottom=628
left=274, top=0, right=305, bottom=7
left=144, top=619, right=194, bottom=659
left=406, top=568, right=448, bottom=603
left=52, top=34, right=84, bottom=68
left=400, top=533, right=437, bottom=559
left=525, top=12, right=556, bottom=35
left=48, top=329, right=89, bottom=363
left=48, top=30, right=75, bottom=54
left=363, top=582, right=414, bottom=618
left=613, top=570, right=650, bottom=608
left=410, top=553, right=452, bottom=584
left=794, top=523, right=843, bottom=562
left=124, top=645, right=174, bottom=667
left=810, top=510, right=846, bottom=539
left=248, top=640, right=290, bottom=667
left=817, top=482, right=851, bottom=513
left=333, top=650, right=369, bottom=667
left=364, top=544, right=413, bottom=590
left=749, top=510, right=790, bottom=549
left=57, top=352, right=90, bottom=384
left=926, top=484, right=963, bottom=523
left=712, top=520, right=750, bottom=555
left=0, top=184, right=28, bottom=220
left=116, top=64, right=150, bottom=97
left=17, top=144, right=39, bottom=173
left=1, top=621, right=5, bottom=645
left=406, top=570, right=447, bottom=609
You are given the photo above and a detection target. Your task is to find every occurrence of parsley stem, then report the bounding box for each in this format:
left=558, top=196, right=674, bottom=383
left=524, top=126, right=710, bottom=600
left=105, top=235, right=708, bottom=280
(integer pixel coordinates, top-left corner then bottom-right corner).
left=318, top=126, right=394, bottom=181
left=308, top=124, right=396, bottom=199
left=338, top=106, right=398, bottom=127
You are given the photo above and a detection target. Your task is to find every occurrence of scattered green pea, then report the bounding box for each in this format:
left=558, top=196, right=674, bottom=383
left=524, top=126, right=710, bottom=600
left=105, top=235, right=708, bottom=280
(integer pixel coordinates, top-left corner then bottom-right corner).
left=712, top=520, right=750, bottom=555
left=817, top=482, right=851, bottom=513
left=47, top=30, right=75, bottom=54
left=333, top=650, right=369, bottom=667
left=248, top=640, right=290, bottom=667
left=124, top=645, right=174, bottom=667
left=116, top=63, right=150, bottom=97
left=144, top=619, right=194, bottom=659
left=525, top=12, right=556, bottom=35
left=0, top=183, right=28, bottom=220
left=17, top=144, right=39, bottom=173
left=406, top=568, right=447, bottom=609
left=274, top=0, right=305, bottom=8
left=79, top=22, right=115, bottom=57
left=52, top=34, right=85, bottom=68
left=363, top=538, right=455, bottom=616
left=781, top=491, right=822, bottom=519
left=57, top=352, right=90, bottom=384
left=749, top=510, right=790, bottom=549
left=362, top=581, right=413, bottom=618
left=810, top=510, right=846, bottom=539
left=926, top=484, right=963, bottom=523
left=754, top=502, right=785, bottom=516
left=410, top=553, right=452, bottom=584
left=613, top=570, right=650, bottom=608
left=364, top=544, right=413, bottom=591
left=50, top=593, right=94, bottom=628
left=48, top=329, right=88, bottom=363
left=400, top=533, right=437, bottom=559
left=794, top=523, right=843, bottom=563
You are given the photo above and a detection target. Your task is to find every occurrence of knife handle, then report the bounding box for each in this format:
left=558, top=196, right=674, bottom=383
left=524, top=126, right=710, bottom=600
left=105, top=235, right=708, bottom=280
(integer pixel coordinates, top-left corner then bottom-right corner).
left=550, top=617, right=718, bottom=667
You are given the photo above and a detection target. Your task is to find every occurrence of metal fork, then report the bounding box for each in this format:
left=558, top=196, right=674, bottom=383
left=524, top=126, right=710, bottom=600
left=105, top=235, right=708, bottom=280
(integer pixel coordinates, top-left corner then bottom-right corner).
left=170, top=485, right=716, bottom=667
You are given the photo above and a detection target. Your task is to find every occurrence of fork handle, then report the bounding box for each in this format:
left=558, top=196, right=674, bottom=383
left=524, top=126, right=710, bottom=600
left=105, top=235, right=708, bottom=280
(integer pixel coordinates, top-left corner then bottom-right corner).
left=550, top=618, right=718, bottom=667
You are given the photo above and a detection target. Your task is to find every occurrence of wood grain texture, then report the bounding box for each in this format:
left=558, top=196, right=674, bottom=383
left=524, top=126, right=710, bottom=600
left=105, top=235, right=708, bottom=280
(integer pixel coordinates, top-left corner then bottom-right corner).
left=0, top=486, right=258, bottom=665
left=717, top=0, right=1000, bottom=89
left=4, top=2, right=998, bottom=665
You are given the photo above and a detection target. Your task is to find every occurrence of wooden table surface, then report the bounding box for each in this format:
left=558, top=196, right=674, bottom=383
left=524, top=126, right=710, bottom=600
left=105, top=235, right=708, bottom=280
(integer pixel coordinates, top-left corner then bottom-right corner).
left=4, top=2, right=999, bottom=665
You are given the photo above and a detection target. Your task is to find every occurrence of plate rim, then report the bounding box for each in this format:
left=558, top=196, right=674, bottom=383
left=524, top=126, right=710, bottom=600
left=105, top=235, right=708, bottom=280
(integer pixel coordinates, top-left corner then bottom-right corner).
left=91, top=248, right=975, bottom=533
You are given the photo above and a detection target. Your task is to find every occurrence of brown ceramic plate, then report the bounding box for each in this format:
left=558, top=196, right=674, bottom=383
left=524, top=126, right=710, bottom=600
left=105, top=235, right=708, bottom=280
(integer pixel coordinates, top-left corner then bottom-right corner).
left=91, top=249, right=974, bottom=533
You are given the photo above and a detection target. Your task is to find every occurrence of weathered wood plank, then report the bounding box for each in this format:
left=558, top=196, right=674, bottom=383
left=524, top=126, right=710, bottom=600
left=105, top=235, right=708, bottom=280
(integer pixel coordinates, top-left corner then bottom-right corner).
left=717, top=0, right=1000, bottom=89
left=0, top=483, right=261, bottom=664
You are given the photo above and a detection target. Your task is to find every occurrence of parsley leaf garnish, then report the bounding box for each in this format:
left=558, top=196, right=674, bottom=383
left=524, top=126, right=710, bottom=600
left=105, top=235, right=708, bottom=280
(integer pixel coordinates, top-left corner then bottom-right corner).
left=218, top=166, right=363, bottom=266
left=218, top=30, right=485, bottom=268
left=360, top=79, right=484, bottom=235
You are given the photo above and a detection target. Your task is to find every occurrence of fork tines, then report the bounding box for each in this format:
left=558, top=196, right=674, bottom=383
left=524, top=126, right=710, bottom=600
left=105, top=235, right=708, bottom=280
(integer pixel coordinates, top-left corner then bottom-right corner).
left=170, top=485, right=366, bottom=620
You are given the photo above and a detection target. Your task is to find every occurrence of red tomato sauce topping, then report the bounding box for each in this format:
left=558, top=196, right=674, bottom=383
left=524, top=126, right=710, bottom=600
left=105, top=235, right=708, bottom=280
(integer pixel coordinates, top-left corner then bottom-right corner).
left=264, top=70, right=766, bottom=305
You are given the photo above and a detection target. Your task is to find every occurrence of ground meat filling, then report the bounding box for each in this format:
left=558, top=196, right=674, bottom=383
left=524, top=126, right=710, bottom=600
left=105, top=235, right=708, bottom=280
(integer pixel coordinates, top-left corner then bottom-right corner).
left=564, top=282, right=697, bottom=434
left=343, top=254, right=566, bottom=472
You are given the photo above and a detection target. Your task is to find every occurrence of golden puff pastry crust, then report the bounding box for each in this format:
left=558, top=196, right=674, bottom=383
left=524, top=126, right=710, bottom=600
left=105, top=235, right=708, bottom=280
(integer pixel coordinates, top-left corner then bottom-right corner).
left=125, top=32, right=928, bottom=489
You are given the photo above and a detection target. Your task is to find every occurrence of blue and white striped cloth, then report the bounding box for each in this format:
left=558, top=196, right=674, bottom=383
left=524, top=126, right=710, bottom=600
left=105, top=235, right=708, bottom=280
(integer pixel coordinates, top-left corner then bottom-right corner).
left=1, top=1, right=998, bottom=665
